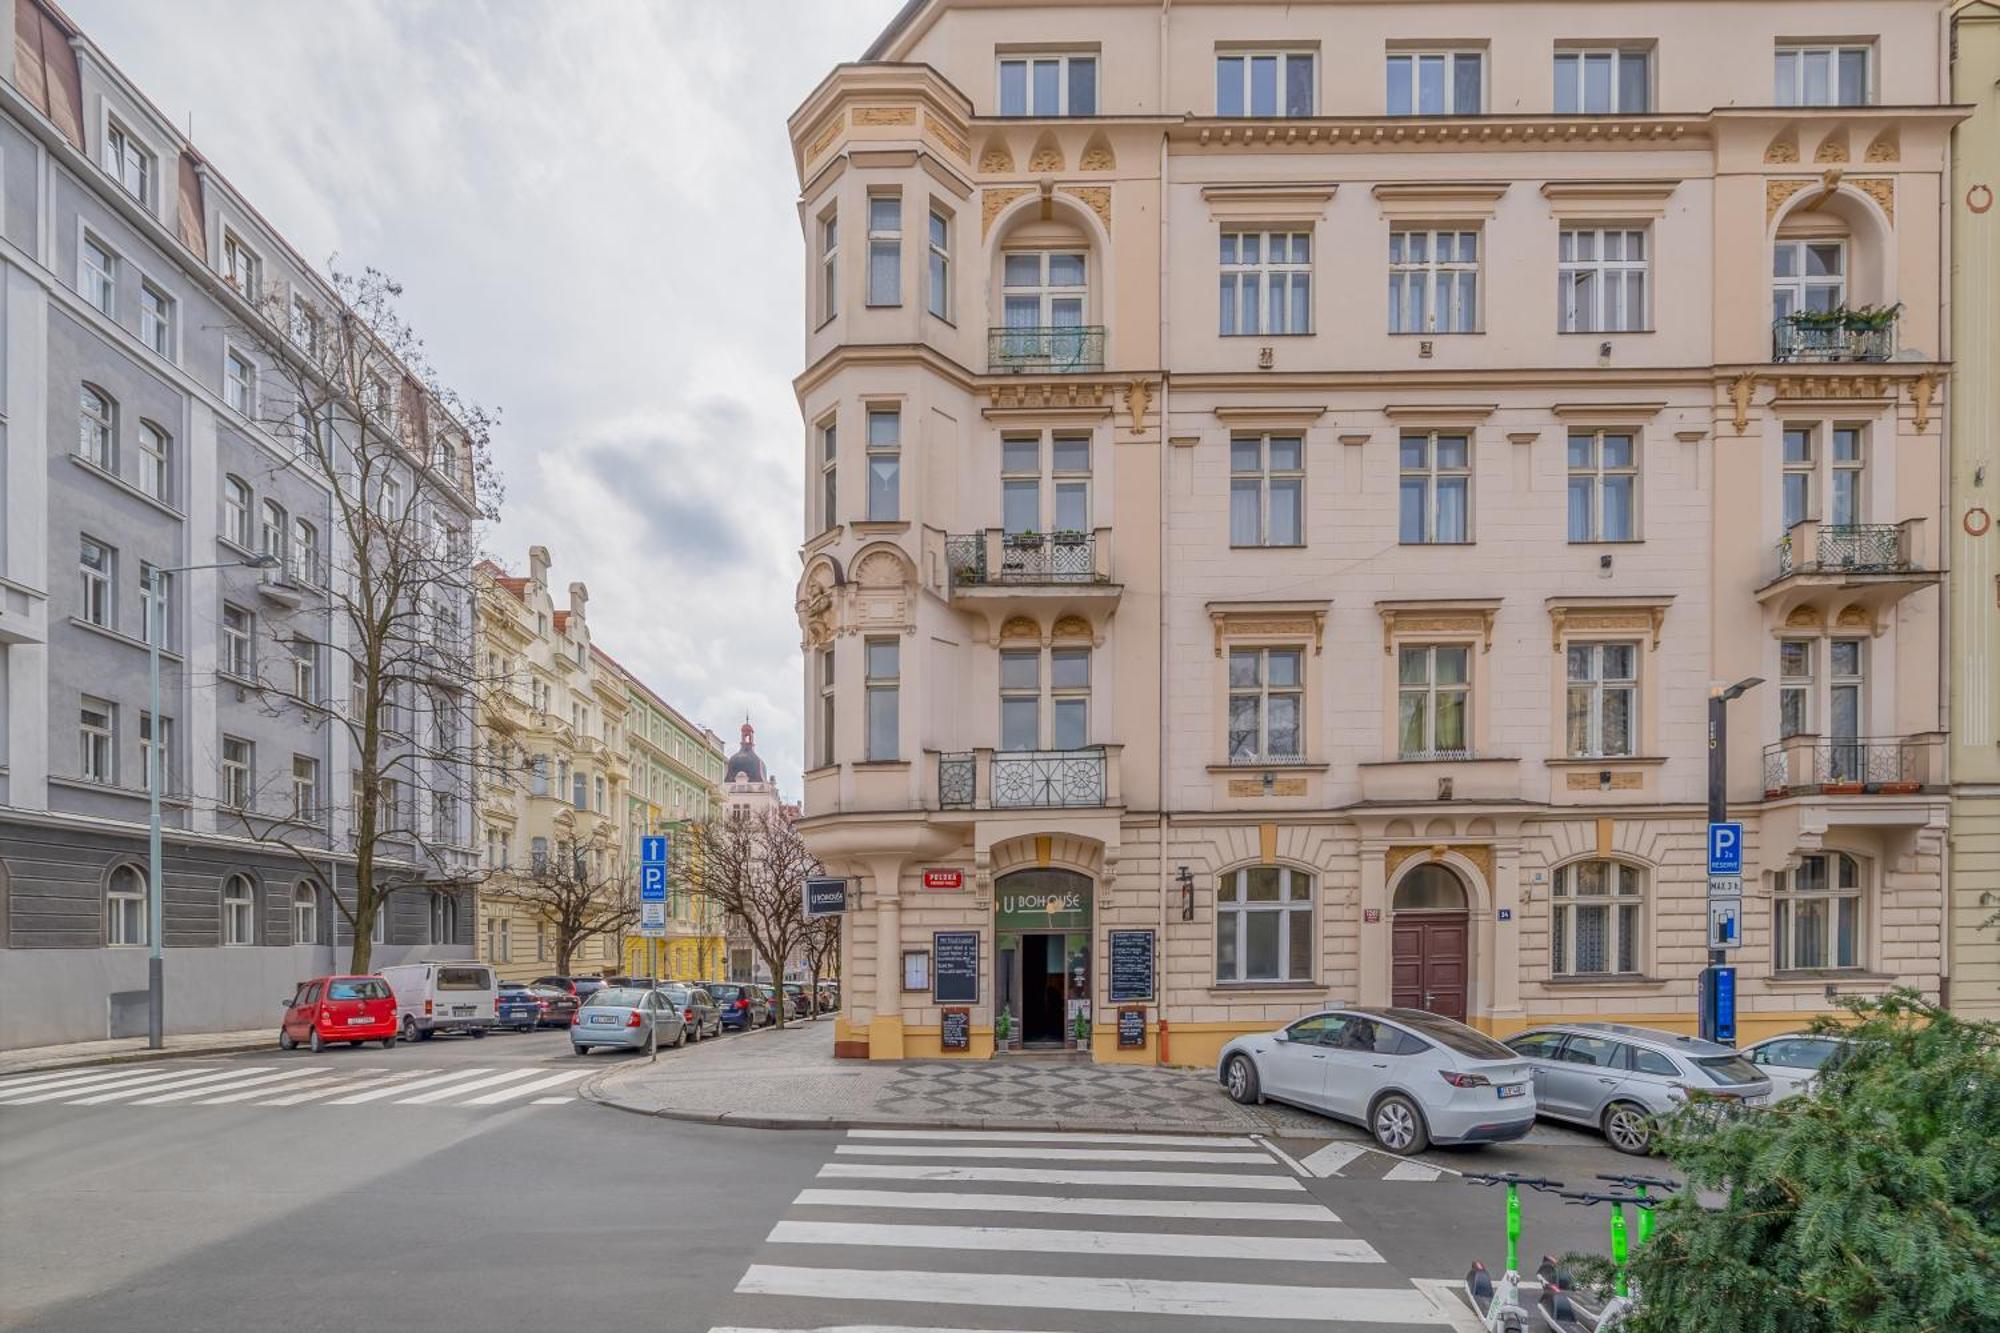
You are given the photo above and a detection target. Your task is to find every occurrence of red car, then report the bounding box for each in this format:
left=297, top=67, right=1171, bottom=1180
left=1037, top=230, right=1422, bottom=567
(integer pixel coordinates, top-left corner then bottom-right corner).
left=279, top=975, right=398, bottom=1052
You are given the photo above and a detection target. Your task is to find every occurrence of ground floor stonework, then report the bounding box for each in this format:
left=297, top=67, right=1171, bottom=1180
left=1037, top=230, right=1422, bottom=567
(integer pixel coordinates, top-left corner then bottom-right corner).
left=810, top=802, right=1949, bottom=1069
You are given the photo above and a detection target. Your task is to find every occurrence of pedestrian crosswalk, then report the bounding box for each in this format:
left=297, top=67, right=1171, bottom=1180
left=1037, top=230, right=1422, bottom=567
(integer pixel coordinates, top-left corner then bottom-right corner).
left=710, top=1127, right=1459, bottom=1331
left=0, top=1061, right=587, bottom=1111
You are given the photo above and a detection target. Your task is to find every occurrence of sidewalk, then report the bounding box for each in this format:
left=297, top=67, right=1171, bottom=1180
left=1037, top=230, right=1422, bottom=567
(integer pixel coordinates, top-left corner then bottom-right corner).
left=582, top=1020, right=1336, bottom=1135
left=0, top=1028, right=272, bottom=1077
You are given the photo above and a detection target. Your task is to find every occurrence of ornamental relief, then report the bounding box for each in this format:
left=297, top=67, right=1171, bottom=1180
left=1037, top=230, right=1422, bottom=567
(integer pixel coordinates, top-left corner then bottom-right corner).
left=1080, top=139, right=1116, bottom=171
left=978, top=138, right=1015, bottom=174
left=1850, top=176, right=1894, bottom=223
left=1864, top=130, right=1899, bottom=162
left=1060, top=184, right=1112, bottom=231
left=924, top=111, right=969, bottom=161
left=1765, top=178, right=1813, bottom=222
left=1378, top=606, right=1498, bottom=654
left=986, top=380, right=1107, bottom=410
left=999, top=615, right=1041, bottom=641
left=1210, top=609, right=1328, bottom=656
left=1028, top=133, right=1065, bottom=173
left=1548, top=606, right=1666, bottom=650
left=804, top=112, right=844, bottom=163
left=1385, top=842, right=1496, bottom=889
left=853, top=106, right=916, bottom=127
left=1813, top=132, right=1848, bottom=164
left=982, top=185, right=1033, bottom=236
left=1763, top=134, right=1799, bottom=164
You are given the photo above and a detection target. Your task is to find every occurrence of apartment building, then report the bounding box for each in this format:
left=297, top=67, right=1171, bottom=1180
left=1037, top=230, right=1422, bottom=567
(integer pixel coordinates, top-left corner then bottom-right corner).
left=473, top=549, right=631, bottom=982
left=791, top=0, right=1961, bottom=1064
left=0, top=1, right=478, bottom=1048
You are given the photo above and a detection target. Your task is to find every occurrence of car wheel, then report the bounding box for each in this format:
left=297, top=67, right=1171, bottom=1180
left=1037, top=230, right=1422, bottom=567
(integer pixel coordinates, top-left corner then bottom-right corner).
left=1223, top=1053, right=1261, bottom=1105
left=349, top=1041, right=364, bottom=1048
left=469, top=1026, right=486, bottom=1040
left=278, top=1027, right=297, bottom=1051
left=1371, top=1094, right=1430, bottom=1155
left=401, top=1016, right=417, bottom=1042
left=307, top=1026, right=325, bottom=1054
left=574, top=1044, right=590, bottom=1056
left=1603, top=1101, right=1655, bottom=1155
left=674, top=1024, right=687, bottom=1049
left=382, top=1036, right=397, bottom=1050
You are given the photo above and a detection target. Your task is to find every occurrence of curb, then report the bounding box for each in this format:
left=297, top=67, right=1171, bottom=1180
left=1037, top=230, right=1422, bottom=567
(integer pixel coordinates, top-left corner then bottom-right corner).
left=0, top=1036, right=273, bottom=1078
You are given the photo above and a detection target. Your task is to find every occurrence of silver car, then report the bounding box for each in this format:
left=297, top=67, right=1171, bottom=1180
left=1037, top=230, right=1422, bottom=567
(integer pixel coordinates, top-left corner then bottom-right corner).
left=1504, top=1022, right=1773, bottom=1154
left=1218, top=1007, right=1537, bottom=1154
left=1741, top=1032, right=1855, bottom=1099
left=571, top=986, right=686, bottom=1056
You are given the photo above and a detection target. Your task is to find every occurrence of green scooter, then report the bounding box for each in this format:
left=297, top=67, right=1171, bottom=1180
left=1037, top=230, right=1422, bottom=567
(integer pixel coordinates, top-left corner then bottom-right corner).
left=1462, top=1173, right=1565, bottom=1331
left=1537, top=1190, right=1661, bottom=1331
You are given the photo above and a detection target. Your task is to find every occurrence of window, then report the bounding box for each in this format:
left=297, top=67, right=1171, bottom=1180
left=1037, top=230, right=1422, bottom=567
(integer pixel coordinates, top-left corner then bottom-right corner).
left=1559, top=230, right=1648, bottom=333
left=1567, top=431, right=1638, bottom=541
left=1554, top=48, right=1650, bottom=113
left=290, top=293, right=323, bottom=354
left=1775, top=44, right=1870, bottom=107
left=221, top=230, right=260, bottom=298
left=817, top=418, right=837, bottom=531
left=373, top=907, right=389, bottom=945
left=867, top=195, right=901, bottom=306
left=1386, top=50, right=1482, bottom=116
left=866, top=407, right=900, bottom=522
left=1779, top=639, right=1815, bottom=737
left=80, top=698, right=115, bottom=783
left=79, top=536, right=112, bottom=627
left=223, top=476, right=253, bottom=548
left=486, top=917, right=511, bottom=963
left=223, top=875, right=256, bottom=945
left=221, top=605, right=252, bottom=678
left=108, top=866, right=147, bottom=946
left=1397, top=645, right=1471, bottom=758
left=365, top=373, right=394, bottom=427
left=1001, top=433, right=1092, bottom=535
left=573, top=771, right=589, bottom=810
left=1566, top=643, right=1638, bottom=757
left=926, top=208, right=951, bottom=320
left=1782, top=426, right=1815, bottom=530
left=140, top=283, right=172, bottom=356
left=137, top=422, right=170, bottom=502
left=1774, top=853, right=1863, bottom=969
left=79, top=384, right=116, bottom=469
left=999, top=650, right=1040, bottom=750
left=140, top=712, right=171, bottom=793
left=1229, top=435, right=1303, bottom=547
left=1829, top=426, right=1864, bottom=527
left=290, top=636, right=317, bottom=703
left=292, top=755, right=321, bottom=823
left=1829, top=636, right=1866, bottom=757
left=1398, top=432, right=1472, bottom=543
left=1215, top=866, right=1313, bottom=983
left=221, top=736, right=253, bottom=809
left=430, top=891, right=458, bottom=945
left=1001, top=249, right=1087, bottom=333
left=1227, top=647, right=1304, bottom=762
left=818, top=210, right=838, bottom=322
left=1216, top=50, right=1315, bottom=117
left=138, top=563, right=170, bottom=647
left=998, top=52, right=1097, bottom=116
left=817, top=649, right=836, bottom=767
left=1773, top=240, right=1845, bottom=323
left=1389, top=230, right=1478, bottom=333
left=1051, top=648, right=1090, bottom=749
left=81, top=235, right=117, bottom=315
left=104, top=120, right=154, bottom=202
left=1220, top=231, right=1311, bottom=335
left=290, top=518, right=319, bottom=585
left=224, top=348, right=256, bottom=414
left=865, top=638, right=899, bottom=761
left=293, top=883, right=319, bottom=945
left=381, top=471, right=404, bottom=518
left=530, top=835, right=549, bottom=872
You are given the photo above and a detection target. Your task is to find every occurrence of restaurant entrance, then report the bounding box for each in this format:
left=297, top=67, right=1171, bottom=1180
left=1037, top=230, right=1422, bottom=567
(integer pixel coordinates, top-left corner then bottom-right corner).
left=993, top=869, right=1092, bottom=1051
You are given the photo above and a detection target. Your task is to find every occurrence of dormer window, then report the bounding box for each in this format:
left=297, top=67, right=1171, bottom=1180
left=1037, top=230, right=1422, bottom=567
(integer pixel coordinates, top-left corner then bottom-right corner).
left=221, top=230, right=261, bottom=299
left=104, top=120, right=154, bottom=205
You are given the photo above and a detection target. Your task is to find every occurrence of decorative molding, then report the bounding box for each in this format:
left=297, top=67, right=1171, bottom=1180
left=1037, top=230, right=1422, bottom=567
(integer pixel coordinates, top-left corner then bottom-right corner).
left=853, top=106, right=916, bottom=127
left=1766, top=371, right=1893, bottom=403
left=1813, top=132, right=1849, bottom=164
left=985, top=380, right=1108, bottom=412
left=1546, top=600, right=1670, bottom=651
left=1784, top=606, right=1824, bottom=628
left=1675, top=428, right=1708, bottom=444
left=982, top=185, right=1033, bottom=236
left=1340, top=432, right=1372, bottom=447
left=1228, top=777, right=1308, bottom=797
left=1208, top=600, right=1332, bottom=657
left=1381, top=403, right=1497, bottom=425
left=1538, top=178, right=1680, bottom=218
left=1849, top=175, right=1894, bottom=223
left=1079, top=137, right=1116, bottom=171
left=1550, top=401, right=1667, bottom=423
left=1201, top=181, right=1338, bottom=222
left=1214, top=404, right=1328, bottom=428
left=1182, top=116, right=1707, bottom=154
left=1864, top=129, right=1899, bottom=163
left=924, top=111, right=968, bottom=161
left=1123, top=378, right=1152, bottom=435
left=1507, top=430, right=1540, bottom=446
left=1729, top=373, right=1758, bottom=434
left=805, top=113, right=845, bottom=163
left=1910, top=371, right=1938, bottom=433
left=1766, top=178, right=1813, bottom=222
left=1169, top=434, right=1200, bottom=449
left=1060, top=184, right=1112, bottom=231
left=979, top=138, right=1015, bottom=174
left=1763, top=134, right=1799, bottom=164
left=1386, top=842, right=1495, bottom=889
left=1376, top=601, right=1502, bottom=655
left=1567, top=771, right=1644, bottom=791
left=1052, top=615, right=1093, bottom=641
left=1028, top=133, right=1065, bottom=173
left=1371, top=181, right=1510, bottom=219
left=999, top=615, right=1041, bottom=641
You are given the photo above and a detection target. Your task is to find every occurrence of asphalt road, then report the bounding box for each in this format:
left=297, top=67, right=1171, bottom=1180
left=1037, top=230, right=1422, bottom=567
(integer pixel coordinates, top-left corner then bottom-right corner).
left=0, top=1027, right=1673, bottom=1333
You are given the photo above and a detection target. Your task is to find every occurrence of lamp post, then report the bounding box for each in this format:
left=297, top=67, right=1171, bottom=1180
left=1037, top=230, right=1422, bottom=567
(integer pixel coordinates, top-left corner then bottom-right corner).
left=146, top=553, right=278, bottom=1049
left=1701, top=675, right=1764, bottom=1045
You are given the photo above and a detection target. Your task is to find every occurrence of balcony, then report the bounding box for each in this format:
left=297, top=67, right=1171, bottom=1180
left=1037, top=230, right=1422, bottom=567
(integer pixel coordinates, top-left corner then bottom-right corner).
left=1757, top=519, right=1937, bottom=623
left=1771, top=311, right=1896, bottom=364
left=936, top=746, right=1119, bottom=811
left=1763, top=734, right=1942, bottom=798
left=987, top=325, right=1105, bottom=375
left=947, top=531, right=1106, bottom=587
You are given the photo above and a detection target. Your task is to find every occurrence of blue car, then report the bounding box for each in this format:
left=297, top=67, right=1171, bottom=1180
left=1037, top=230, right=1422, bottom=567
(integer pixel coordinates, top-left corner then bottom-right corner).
left=706, top=982, right=768, bottom=1031
left=495, top=984, right=541, bottom=1032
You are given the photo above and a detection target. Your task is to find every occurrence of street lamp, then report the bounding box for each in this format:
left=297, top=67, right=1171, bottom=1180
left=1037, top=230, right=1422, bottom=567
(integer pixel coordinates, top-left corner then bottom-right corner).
left=1701, top=675, right=1764, bottom=1044
left=146, top=553, right=279, bottom=1049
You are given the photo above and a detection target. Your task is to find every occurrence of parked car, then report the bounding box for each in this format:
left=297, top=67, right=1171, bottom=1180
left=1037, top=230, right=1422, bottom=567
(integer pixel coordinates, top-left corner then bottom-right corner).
left=280, top=975, right=398, bottom=1052
left=1740, top=1032, right=1855, bottom=1099
left=816, top=984, right=839, bottom=1014
left=496, top=982, right=542, bottom=1032
left=1220, top=1007, right=1534, bottom=1154
left=707, top=982, right=769, bottom=1031
left=1503, top=1022, right=1773, bottom=1154
left=532, top=975, right=605, bottom=1002
left=570, top=986, right=685, bottom=1056
left=753, top=984, right=794, bottom=1023
left=527, top=984, right=580, bottom=1028
left=601, top=975, right=660, bottom=991
left=662, top=985, right=722, bottom=1041
left=378, top=961, right=497, bottom=1042
left=783, top=983, right=814, bottom=1017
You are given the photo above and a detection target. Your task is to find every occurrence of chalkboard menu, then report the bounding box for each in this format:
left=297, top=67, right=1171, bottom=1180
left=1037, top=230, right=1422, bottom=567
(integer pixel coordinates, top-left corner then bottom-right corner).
left=940, top=1006, right=971, bottom=1051
left=933, top=931, right=979, bottom=1003
left=1117, top=1005, right=1147, bottom=1049
left=1108, top=929, right=1155, bottom=1002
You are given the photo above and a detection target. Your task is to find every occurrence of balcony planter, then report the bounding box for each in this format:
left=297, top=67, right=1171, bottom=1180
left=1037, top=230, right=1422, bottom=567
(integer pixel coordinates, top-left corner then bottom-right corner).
left=1875, top=780, right=1922, bottom=795
left=1010, top=531, right=1044, bottom=549
left=1050, top=530, right=1088, bottom=544
left=1823, top=780, right=1866, bottom=795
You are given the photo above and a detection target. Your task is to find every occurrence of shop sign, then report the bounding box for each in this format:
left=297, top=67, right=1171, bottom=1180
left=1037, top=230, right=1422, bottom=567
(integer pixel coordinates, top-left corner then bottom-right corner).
left=995, top=882, right=1092, bottom=930
left=922, top=869, right=964, bottom=890
left=1117, top=1005, right=1147, bottom=1049
left=933, top=931, right=979, bottom=1003
left=940, top=1006, right=971, bottom=1051
left=1108, top=929, right=1154, bottom=1002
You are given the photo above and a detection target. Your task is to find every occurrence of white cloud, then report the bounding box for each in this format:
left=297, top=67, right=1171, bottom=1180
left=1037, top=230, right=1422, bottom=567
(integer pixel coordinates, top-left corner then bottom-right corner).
left=64, top=0, right=909, bottom=792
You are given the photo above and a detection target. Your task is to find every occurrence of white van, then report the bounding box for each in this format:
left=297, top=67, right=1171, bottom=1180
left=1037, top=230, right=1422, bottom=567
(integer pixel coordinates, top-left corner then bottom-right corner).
left=378, top=961, right=497, bottom=1040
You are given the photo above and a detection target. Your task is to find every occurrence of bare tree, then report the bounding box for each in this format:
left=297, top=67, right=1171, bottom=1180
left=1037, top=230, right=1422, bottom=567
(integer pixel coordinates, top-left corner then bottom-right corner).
left=219, top=264, right=503, bottom=972
left=802, top=914, right=840, bottom=1022
left=678, top=808, right=817, bottom=1029
left=488, top=837, right=635, bottom=975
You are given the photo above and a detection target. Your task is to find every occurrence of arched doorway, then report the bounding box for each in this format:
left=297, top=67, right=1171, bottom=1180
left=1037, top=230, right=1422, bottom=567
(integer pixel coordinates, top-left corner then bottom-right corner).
left=993, top=868, right=1092, bottom=1049
left=1391, top=863, right=1470, bottom=1022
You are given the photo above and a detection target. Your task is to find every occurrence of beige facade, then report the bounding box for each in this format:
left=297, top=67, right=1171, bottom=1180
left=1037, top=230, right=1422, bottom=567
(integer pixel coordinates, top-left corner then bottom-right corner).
left=473, top=547, right=630, bottom=982
left=792, top=0, right=1960, bottom=1065
left=1948, top=4, right=2000, bottom=1018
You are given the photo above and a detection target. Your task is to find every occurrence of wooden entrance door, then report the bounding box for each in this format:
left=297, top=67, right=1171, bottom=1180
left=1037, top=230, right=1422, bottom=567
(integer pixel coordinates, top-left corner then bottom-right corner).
left=1391, top=914, right=1469, bottom=1022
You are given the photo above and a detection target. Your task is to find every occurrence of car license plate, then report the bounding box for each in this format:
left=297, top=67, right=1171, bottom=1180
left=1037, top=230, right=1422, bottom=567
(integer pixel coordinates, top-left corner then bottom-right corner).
left=1743, top=1094, right=1769, bottom=1107
left=451, top=1005, right=473, bottom=1016
left=1497, top=1083, right=1526, bottom=1099
left=590, top=1015, right=617, bottom=1025
left=347, top=1016, right=372, bottom=1025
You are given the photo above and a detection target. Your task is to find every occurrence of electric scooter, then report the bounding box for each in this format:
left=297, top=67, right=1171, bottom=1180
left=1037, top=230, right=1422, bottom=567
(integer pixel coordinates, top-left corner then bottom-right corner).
left=1537, top=1190, right=1660, bottom=1331
left=1462, top=1173, right=1565, bottom=1331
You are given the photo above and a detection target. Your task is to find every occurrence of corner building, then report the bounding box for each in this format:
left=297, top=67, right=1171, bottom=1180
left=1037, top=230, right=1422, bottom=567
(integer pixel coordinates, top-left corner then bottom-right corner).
left=791, top=0, right=1960, bottom=1064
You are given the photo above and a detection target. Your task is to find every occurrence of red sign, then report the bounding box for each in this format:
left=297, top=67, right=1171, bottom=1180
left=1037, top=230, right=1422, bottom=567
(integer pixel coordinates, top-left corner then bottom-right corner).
left=922, top=869, right=964, bottom=890
left=1363, top=908, right=1382, bottom=924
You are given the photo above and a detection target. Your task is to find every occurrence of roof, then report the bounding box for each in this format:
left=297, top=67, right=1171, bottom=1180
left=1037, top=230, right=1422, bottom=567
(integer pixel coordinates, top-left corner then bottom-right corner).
left=552, top=611, right=570, bottom=633
left=861, top=0, right=930, bottom=60
left=590, top=644, right=725, bottom=760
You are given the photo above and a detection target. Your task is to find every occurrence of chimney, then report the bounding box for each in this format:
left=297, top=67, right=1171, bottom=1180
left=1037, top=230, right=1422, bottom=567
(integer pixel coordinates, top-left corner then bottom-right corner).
left=568, top=582, right=589, bottom=621
left=528, top=545, right=551, bottom=586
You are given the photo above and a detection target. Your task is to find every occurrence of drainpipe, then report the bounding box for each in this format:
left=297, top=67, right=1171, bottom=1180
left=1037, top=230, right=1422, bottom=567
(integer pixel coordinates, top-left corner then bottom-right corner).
left=1154, top=0, right=1174, bottom=1065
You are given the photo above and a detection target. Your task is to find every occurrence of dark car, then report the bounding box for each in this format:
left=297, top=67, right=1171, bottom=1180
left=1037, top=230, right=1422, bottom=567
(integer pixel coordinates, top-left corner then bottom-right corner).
left=496, top=982, right=542, bottom=1032
left=662, top=984, right=723, bottom=1041
left=706, top=982, right=769, bottom=1031
left=533, top=975, right=606, bottom=1002
left=752, top=984, right=793, bottom=1024
left=783, top=982, right=819, bottom=1017
left=527, top=984, right=580, bottom=1028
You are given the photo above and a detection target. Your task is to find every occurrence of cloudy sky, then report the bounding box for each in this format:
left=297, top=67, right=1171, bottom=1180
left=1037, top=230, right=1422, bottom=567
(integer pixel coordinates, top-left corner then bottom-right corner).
left=65, top=0, right=910, bottom=794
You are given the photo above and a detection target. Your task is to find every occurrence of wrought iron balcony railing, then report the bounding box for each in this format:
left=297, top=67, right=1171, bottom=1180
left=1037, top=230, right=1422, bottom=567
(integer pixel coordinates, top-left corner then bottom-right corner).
left=1775, top=522, right=1915, bottom=578
left=938, top=747, right=1107, bottom=809
left=1762, top=734, right=1940, bottom=796
left=946, top=532, right=1100, bottom=587
left=988, top=325, right=1106, bottom=374
left=1771, top=317, right=1895, bottom=364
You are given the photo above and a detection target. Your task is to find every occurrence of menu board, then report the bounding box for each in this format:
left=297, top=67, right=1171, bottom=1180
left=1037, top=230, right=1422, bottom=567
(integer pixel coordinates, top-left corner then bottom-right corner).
left=1117, top=1005, right=1147, bottom=1050
left=940, top=1006, right=971, bottom=1051
left=933, top=931, right=979, bottom=1003
left=1108, top=929, right=1155, bottom=1003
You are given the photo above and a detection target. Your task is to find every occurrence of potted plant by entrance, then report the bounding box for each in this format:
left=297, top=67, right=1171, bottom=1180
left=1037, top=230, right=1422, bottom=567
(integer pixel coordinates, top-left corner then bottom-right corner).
left=995, top=1007, right=1015, bottom=1050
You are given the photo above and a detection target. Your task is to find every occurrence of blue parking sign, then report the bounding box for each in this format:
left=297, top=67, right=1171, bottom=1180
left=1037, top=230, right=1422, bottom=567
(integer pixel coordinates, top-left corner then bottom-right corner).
left=1707, top=822, right=1743, bottom=876
left=641, top=835, right=669, bottom=865
left=640, top=864, right=667, bottom=901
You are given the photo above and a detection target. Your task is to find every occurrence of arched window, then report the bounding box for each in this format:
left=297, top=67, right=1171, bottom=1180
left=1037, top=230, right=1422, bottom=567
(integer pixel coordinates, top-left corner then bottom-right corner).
left=1774, top=853, right=1862, bottom=970
left=1550, top=860, right=1644, bottom=976
left=79, top=384, right=116, bottom=469
left=222, top=874, right=256, bottom=945
left=138, top=421, right=171, bottom=502
left=107, top=864, right=147, bottom=946
left=222, top=475, right=253, bottom=547
left=1215, top=865, right=1313, bottom=984
left=292, top=882, right=319, bottom=945
left=1393, top=863, right=1469, bottom=912
left=259, top=500, right=288, bottom=564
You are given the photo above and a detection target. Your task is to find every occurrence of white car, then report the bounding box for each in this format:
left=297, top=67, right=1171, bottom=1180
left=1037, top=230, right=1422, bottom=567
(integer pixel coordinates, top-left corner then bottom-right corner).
left=1218, top=1007, right=1537, bottom=1154
left=1740, top=1032, right=1853, bottom=1099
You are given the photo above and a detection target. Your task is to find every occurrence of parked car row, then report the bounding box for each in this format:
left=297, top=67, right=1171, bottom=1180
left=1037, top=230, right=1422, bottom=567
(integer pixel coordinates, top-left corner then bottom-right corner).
left=1221, top=1009, right=1796, bottom=1157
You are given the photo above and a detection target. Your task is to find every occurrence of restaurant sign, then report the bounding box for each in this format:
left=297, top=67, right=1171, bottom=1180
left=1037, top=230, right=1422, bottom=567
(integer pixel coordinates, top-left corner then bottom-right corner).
left=995, top=879, right=1092, bottom=931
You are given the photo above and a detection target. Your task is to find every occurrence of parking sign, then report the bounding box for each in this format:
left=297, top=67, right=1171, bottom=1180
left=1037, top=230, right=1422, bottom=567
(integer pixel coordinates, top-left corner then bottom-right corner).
left=640, top=863, right=667, bottom=901
left=1707, top=822, right=1743, bottom=876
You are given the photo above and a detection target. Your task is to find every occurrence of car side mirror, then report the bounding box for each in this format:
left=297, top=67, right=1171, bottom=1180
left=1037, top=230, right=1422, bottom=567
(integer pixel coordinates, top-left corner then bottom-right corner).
left=1272, top=1030, right=1289, bottom=1044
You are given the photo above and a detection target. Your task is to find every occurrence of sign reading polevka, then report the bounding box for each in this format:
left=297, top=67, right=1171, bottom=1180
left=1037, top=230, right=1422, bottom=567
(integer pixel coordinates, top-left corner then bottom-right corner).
left=922, top=868, right=964, bottom=890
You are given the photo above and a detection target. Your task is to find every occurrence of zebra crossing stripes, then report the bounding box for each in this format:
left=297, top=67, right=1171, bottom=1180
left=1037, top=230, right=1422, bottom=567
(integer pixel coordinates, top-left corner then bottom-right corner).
left=1293, top=1139, right=1459, bottom=1184
left=0, top=1061, right=586, bottom=1111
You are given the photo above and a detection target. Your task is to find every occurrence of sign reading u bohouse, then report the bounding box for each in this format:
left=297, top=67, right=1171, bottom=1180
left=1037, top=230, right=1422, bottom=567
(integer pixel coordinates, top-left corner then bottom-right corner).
left=805, top=877, right=848, bottom=917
